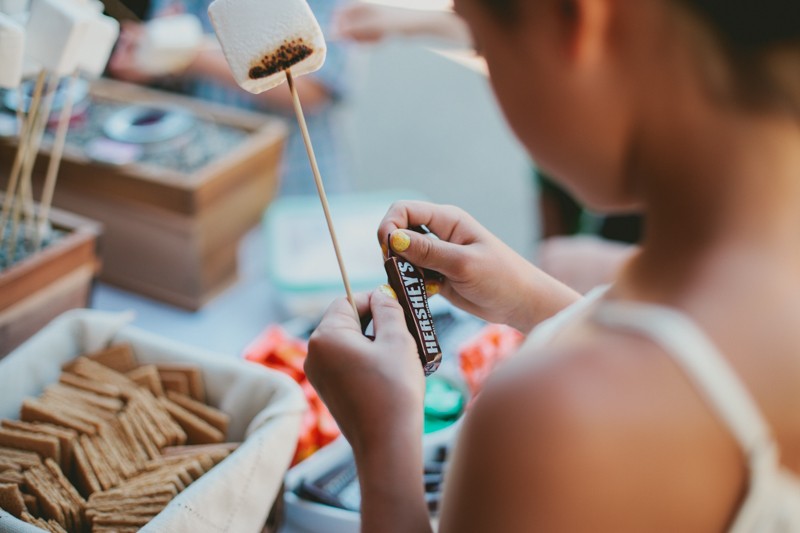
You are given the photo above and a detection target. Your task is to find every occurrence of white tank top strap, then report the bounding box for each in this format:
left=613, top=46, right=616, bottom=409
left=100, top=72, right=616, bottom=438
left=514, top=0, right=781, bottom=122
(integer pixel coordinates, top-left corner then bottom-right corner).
left=591, top=301, right=775, bottom=459
left=591, top=301, right=784, bottom=532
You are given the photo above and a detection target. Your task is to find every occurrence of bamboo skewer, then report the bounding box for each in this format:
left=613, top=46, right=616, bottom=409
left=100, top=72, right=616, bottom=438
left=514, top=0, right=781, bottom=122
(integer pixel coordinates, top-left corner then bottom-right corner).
left=8, top=73, right=57, bottom=261
left=35, top=71, right=79, bottom=250
left=0, top=71, right=46, bottom=248
left=285, top=69, right=358, bottom=318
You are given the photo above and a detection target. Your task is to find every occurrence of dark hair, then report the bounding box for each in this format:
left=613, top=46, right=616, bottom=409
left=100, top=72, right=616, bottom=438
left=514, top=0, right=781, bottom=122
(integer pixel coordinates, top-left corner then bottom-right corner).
left=479, top=0, right=800, bottom=48
left=680, top=0, right=800, bottom=112
left=683, top=1, right=800, bottom=50
left=479, top=0, right=800, bottom=111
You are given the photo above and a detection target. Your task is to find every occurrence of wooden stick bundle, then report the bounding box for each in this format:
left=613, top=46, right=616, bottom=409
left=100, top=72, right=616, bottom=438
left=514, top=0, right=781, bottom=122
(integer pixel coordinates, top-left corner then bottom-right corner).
left=0, top=72, right=46, bottom=250
left=8, top=73, right=57, bottom=260
left=35, top=71, right=80, bottom=250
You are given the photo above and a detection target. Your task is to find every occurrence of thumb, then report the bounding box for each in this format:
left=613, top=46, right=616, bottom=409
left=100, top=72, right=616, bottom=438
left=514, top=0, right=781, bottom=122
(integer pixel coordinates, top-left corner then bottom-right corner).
left=389, top=229, right=467, bottom=281
left=370, top=289, right=413, bottom=345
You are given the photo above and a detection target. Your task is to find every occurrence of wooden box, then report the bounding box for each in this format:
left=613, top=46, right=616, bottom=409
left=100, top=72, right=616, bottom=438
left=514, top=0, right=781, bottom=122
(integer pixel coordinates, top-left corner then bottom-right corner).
left=0, top=202, right=102, bottom=358
left=0, top=79, right=287, bottom=310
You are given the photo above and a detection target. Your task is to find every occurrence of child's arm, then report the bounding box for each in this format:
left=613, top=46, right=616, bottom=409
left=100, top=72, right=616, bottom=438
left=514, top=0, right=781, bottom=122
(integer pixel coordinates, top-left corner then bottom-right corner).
left=332, top=3, right=471, bottom=46
left=378, top=200, right=581, bottom=334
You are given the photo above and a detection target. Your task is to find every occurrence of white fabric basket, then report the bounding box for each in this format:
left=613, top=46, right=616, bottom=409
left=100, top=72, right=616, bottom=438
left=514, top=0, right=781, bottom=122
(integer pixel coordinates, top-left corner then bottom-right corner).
left=0, top=309, right=307, bottom=533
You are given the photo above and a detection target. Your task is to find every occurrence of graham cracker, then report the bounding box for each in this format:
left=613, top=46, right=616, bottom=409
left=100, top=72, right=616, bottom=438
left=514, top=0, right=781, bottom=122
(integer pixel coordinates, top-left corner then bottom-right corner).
left=20, top=512, right=49, bottom=529
left=48, top=383, right=124, bottom=412
left=37, top=398, right=106, bottom=433
left=118, top=413, right=152, bottom=465
left=45, top=520, right=69, bottom=533
left=0, top=428, right=60, bottom=465
left=161, top=442, right=238, bottom=459
left=166, top=391, right=230, bottom=435
left=87, top=494, right=173, bottom=512
left=127, top=365, right=165, bottom=396
left=156, top=365, right=205, bottom=402
left=44, top=459, right=85, bottom=532
left=0, top=482, right=26, bottom=517
left=70, top=358, right=140, bottom=399
left=43, top=385, right=123, bottom=417
left=89, top=483, right=177, bottom=502
left=157, top=371, right=191, bottom=397
left=92, top=513, right=152, bottom=527
left=1, top=420, right=76, bottom=472
left=21, top=399, right=95, bottom=435
left=99, top=424, right=138, bottom=480
left=128, top=395, right=168, bottom=449
left=33, top=462, right=81, bottom=532
left=44, top=458, right=85, bottom=509
left=159, top=397, right=224, bottom=445
left=135, top=390, right=186, bottom=446
left=80, top=435, right=119, bottom=491
left=58, top=372, right=121, bottom=398
left=0, top=459, right=22, bottom=471
left=0, top=469, right=24, bottom=484
left=23, top=467, right=66, bottom=528
left=21, top=493, right=38, bottom=515
left=0, top=446, right=41, bottom=469
left=124, top=408, right=160, bottom=461
left=71, top=438, right=102, bottom=497
left=82, top=344, right=138, bottom=373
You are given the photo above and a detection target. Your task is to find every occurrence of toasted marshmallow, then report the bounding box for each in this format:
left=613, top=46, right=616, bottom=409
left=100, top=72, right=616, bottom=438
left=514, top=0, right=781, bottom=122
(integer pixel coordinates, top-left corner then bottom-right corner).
left=25, top=0, right=92, bottom=76
left=135, top=14, right=203, bottom=76
left=208, top=0, right=326, bottom=94
left=0, top=13, right=24, bottom=89
left=78, top=14, right=120, bottom=78
left=0, top=0, right=28, bottom=16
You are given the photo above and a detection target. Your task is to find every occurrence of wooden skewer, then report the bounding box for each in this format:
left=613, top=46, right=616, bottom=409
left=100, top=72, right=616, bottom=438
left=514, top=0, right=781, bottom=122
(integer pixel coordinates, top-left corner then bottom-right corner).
left=35, top=71, right=79, bottom=250
left=0, top=71, right=46, bottom=248
left=9, top=73, right=56, bottom=260
left=285, top=69, right=358, bottom=318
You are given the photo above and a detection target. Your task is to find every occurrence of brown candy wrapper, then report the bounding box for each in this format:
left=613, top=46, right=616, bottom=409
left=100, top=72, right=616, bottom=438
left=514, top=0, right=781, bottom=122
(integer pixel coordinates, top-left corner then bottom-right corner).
left=384, top=255, right=442, bottom=376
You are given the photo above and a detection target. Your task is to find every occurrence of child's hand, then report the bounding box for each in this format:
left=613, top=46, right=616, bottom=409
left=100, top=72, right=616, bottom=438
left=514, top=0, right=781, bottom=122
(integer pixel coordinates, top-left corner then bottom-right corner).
left=305, top=290, right=426, bottom=455
left=379, top=200, right=580, bottom=332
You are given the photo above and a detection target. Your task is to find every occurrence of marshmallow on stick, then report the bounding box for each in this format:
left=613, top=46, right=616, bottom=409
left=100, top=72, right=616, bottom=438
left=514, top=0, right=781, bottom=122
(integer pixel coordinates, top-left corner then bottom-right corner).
left=0, top=0, right=27, bottom=17
left=78, top=14, right=120, bottom=78
left=0, top=13, right=24, bottom=90
left=25, top=0, right=92, bottom=77
left=208, top=0, right=326, bottom=94
left=209, top=0, right=357, bottom=316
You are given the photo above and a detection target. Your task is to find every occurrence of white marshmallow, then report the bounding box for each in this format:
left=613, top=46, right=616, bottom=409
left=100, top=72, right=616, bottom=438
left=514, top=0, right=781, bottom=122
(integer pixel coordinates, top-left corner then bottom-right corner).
left=78, top=14, right=120, bottom=78
left=208, top=0, right=326, bottom=94
left=134, top=14, right=203, bottom=76
left=0, top=0, right=28, bottom=17
left=25, top=0, right=92, bottom=76
left=73, top=0, right=105, bottom=13
left=0, top=13, right=24, bottom=89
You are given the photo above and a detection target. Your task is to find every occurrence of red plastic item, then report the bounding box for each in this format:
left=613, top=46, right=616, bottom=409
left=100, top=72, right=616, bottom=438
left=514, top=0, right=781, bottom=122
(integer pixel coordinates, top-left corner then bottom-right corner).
left=244, top=326, right=341, bottom=464
left=458, top=324, right=524, bottom=397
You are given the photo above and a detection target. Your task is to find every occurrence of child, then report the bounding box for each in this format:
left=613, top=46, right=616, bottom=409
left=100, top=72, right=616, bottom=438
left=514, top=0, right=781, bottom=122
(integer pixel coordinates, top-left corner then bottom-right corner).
left=306, top=0, right=800, bottom=531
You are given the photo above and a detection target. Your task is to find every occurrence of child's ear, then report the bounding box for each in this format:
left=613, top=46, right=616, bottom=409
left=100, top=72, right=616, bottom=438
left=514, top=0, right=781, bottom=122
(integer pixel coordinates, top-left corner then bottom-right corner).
left=559, top=0, right=613, bottom=66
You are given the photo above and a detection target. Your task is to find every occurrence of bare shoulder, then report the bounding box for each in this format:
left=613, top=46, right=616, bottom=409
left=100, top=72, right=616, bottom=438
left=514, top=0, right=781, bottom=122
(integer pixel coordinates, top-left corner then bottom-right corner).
left=439, top=328, right=746, bottom=532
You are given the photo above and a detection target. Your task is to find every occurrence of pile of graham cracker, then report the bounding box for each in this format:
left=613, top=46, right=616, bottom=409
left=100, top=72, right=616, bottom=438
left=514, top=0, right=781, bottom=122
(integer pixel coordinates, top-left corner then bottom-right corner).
left=0, top=344, right=239, bottom=532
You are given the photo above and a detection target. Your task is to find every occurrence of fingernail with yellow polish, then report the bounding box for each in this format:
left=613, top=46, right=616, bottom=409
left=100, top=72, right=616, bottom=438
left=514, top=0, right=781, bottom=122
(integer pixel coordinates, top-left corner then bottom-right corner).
left=390, top=230, right=411, bottom=253
left=381, top=243, right=388, bottom=259
left=425, top=281, right=441, bottom=297
left=379, top=284, right=397, bottom=299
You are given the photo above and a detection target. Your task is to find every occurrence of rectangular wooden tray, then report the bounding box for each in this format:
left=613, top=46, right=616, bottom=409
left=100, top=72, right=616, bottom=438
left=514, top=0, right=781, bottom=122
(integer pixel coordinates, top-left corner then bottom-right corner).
left=0, top=79, right=287, bottom=310
left=0, top=201, right=102, bottom=357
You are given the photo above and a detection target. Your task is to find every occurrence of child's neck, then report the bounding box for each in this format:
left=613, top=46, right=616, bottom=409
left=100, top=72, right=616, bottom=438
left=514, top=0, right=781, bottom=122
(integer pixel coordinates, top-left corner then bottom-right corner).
left=620, top=100, right=800, bottom=303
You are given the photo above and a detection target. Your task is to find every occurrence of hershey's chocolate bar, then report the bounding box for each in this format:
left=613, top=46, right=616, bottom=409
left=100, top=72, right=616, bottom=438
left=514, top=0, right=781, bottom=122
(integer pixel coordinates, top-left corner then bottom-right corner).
left=384, top=256, right=442, bottom=376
